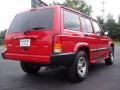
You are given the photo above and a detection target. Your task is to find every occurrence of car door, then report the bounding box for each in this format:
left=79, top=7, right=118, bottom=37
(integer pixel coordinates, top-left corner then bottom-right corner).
left=61, top=9, right=83, bottom=53
left=92, top=20, right=109, bottom=59
left=80, top=16, right=100, bottom=62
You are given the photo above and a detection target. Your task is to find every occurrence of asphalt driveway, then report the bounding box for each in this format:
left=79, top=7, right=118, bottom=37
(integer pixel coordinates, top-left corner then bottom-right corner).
left=0, top=46, right=120, bottom=90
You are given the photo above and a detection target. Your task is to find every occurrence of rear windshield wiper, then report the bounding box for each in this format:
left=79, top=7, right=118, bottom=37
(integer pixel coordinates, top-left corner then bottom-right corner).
left=24, top=27, right=46, bottom=34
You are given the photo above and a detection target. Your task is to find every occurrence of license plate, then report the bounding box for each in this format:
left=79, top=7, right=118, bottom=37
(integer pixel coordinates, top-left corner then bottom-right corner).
left=20, top=39, right=30, bottom=47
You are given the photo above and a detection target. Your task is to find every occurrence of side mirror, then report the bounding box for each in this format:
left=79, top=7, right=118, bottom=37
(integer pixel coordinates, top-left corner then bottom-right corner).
left=104, top=31, right=109, bottom=36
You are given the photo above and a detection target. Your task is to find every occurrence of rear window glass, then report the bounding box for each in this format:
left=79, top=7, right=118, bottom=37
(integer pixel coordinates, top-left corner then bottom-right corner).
left=8, top=8, right=54, bottom=33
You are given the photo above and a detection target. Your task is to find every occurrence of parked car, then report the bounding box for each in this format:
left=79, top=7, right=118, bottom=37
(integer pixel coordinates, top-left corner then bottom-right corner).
left=2, top=5, right=114, bottom=82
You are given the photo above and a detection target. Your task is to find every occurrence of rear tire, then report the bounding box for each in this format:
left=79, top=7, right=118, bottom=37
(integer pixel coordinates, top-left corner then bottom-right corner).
left=20, top=62, right=41, bottom=74
left=105, top=47, right=114, bottom=65
left=67, top=51, right=89, bottom=82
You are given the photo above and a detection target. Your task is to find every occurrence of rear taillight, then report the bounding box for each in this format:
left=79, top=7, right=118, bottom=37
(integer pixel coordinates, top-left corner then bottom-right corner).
left=53, top=35, right=62, bottom=53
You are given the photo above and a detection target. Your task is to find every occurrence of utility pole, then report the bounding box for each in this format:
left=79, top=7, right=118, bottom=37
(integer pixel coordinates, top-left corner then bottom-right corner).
left=31, top=0, right=48, bottom=8
left=101, top=1, right=105, bottom=20
left=101, top=1, right=107, bottom=31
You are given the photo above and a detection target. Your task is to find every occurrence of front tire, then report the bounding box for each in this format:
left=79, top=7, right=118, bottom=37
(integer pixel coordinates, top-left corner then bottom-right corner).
left=105, top=47, right=114, bottom=65
left=67, top=51, right=89, bottom=82
left=20, top=62, right=41, bottom=74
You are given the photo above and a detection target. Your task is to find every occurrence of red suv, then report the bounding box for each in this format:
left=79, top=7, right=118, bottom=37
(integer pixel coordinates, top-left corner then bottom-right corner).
left=2, top=5, right=114, bottom=82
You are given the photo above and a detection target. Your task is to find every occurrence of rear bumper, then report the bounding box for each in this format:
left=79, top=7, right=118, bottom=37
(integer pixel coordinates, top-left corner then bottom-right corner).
left=2, top=51, right=50, bottom=64
left=51, top=53, right=75, bottom=66
left=2, top=51, right=75, bottom=66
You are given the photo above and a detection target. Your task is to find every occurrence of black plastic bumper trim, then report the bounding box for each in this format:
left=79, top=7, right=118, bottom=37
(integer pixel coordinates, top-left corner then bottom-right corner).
left=1, top=50, right=6, bottom=59
left=50, top=52, right=76, bottom=66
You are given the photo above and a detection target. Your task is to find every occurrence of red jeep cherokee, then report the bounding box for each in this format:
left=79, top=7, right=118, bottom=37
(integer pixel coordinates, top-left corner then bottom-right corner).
left=2, top=5, right=114, bottom=82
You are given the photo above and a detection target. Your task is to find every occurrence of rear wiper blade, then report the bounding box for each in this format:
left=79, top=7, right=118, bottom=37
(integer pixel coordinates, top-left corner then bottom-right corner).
left=24, top=27, right=45, bottom=34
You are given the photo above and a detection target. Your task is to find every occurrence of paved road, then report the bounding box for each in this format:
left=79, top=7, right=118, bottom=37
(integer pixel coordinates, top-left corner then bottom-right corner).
left=0, top=46, right=120, bottom=90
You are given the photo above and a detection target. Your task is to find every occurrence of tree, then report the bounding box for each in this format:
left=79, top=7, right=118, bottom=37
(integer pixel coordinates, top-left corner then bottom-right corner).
left=63, top=0, right=92, bottom=15
left=118, top=15, right=120, bottom=26
left=117, top=15, right=120, bottom=40
left=96, top=16, right=106, bottom=30
left=106, top=14, right=120, bottom=40
left=31, top=0, right=48, bottom=8
left=106, top=14, right=116, bottom=25
left=53, top=1, right=62, bottom=5
left=0, top=29, right=7, bottom=45
left=0, top=29, right=7, bottom=39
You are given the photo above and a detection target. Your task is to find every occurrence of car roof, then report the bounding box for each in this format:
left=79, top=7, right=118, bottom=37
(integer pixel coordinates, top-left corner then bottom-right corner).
left=19, top=5, right=97, bottom=22
left=39, top=5, right=97, bottom=21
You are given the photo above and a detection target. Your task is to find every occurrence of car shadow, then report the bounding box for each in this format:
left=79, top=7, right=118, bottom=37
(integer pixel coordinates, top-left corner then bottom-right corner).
left=20, top=61, right=111, bottom=86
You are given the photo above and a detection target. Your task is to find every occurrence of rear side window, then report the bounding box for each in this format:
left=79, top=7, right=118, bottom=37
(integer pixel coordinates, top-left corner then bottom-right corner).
left=8, top=8, right=54, bottom=33
left=64, top=10, right=80, bottom=31
left=81, top=17, right=93, bottom=33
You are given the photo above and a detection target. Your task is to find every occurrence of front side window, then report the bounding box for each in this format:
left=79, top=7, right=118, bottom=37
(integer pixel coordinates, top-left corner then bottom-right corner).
left=81, top=17, right=93, bottom=33
left=64, top=10, right=80, bottom=31
left=92, top=21, right=102, bottom=35
left=8, top=8, right=54, bottom=33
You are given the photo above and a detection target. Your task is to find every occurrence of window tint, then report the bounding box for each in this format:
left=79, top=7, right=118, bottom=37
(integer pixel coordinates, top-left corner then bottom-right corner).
left=64, top=10, right=80, bottom=31
left=92, top=21, right=102, bottom=34
left=8, top=8, right=54, bottom=33
left=81, top=17, right=93, bottom=33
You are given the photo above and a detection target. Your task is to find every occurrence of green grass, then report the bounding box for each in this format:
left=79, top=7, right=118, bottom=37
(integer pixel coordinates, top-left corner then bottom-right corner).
left=0, top=45, right=3, bottom=47
left=114, top=41, right=120, bottom=46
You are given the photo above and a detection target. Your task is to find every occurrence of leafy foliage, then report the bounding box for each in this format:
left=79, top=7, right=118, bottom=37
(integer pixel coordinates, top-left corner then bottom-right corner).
left=0, top=29, right=7, bottom=45
left=96, top=16, right=106, bottom=30
left=63, top=0, right=92, bottom=15
left=106, top=14, right=120, bottom=40
left=118, top=15, right=120, bottom=26
left=97, top=14, right=120, bottom=40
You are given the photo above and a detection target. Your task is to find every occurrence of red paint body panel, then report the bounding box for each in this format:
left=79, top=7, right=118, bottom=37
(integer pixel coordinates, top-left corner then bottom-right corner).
left=3, top=5, right=114, bottom=65
left=4, top=53, right=50, bottom=64
left=5, top=30, right=53, bottom=55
